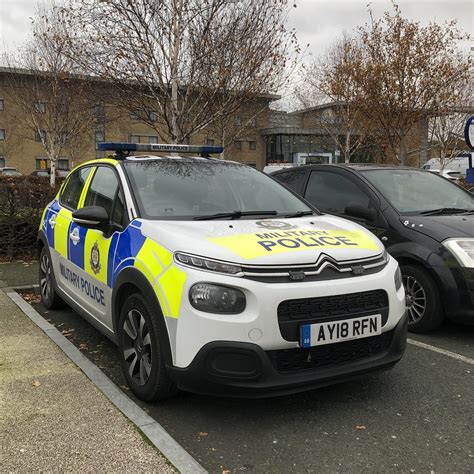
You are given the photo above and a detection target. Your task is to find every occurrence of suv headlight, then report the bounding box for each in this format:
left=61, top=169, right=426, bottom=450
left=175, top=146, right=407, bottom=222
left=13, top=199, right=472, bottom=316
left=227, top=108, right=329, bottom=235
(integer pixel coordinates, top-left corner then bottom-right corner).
left=442, top=238, right=474, bottom=268
left=189, top=283, right=246, bottom=314
left=175, top=252, right=242, bottom=275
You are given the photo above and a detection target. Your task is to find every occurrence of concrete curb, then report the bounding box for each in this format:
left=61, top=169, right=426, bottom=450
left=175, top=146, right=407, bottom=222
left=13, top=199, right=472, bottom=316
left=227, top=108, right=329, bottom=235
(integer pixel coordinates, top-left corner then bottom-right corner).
left=6, top=290, right=207, bottom=474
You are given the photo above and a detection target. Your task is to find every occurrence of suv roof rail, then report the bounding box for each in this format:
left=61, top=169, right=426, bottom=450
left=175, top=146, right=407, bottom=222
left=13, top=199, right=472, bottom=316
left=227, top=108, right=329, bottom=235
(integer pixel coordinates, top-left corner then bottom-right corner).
left=97, top=142, right=224, bottom=159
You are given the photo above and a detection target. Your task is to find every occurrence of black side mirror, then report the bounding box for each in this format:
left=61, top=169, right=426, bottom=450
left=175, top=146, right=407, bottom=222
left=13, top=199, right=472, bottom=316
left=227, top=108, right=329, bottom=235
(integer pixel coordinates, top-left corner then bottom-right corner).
left=345, top=203, right=377, bottom=222
left=72, top=206, right=109, bottom=231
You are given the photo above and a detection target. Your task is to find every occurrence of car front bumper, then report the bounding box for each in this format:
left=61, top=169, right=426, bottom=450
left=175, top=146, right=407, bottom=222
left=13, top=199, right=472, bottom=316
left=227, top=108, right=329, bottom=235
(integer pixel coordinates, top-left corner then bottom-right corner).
left=168, top=312, right=407, bottom=398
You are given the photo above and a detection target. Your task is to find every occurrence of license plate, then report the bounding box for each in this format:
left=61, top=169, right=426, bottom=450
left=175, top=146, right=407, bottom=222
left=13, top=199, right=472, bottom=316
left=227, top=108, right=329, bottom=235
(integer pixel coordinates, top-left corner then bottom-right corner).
left=300, top=314, right=382, bottom=348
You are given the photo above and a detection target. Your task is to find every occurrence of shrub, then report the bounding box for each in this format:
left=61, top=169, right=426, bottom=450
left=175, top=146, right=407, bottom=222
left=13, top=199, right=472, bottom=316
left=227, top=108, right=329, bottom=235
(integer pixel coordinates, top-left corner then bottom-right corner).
left=0, top=176, right=62, bottom=259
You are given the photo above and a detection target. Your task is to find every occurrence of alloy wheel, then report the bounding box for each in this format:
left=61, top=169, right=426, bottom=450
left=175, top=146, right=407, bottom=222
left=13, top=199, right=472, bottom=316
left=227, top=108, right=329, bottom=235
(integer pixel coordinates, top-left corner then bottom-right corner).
left=122, top=309, right=152, bottom=386
left=39, top=252, right=51, bottom=301
left=403, top=275, right=427, bottom=324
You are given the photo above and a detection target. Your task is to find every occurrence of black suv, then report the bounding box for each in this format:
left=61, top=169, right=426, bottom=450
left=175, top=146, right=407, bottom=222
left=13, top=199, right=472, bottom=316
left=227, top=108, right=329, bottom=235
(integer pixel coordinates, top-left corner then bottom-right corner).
left=272, top=164, right=474, bottom=332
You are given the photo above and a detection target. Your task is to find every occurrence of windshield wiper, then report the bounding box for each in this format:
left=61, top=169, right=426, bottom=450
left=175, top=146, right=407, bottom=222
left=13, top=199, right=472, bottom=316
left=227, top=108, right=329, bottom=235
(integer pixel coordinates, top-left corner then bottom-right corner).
left=193, top=210, right=278, bottom=221
left=419, top=208, right=474, bottom=216
left=281, top=210, right=315, bottom=218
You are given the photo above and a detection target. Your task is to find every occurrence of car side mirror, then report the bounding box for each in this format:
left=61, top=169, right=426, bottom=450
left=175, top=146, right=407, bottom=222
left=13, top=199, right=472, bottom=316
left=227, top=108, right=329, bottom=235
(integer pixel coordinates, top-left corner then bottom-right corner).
left=345, top=203, right=377, bottom=222
left=72, top=206, right=109, bottom=231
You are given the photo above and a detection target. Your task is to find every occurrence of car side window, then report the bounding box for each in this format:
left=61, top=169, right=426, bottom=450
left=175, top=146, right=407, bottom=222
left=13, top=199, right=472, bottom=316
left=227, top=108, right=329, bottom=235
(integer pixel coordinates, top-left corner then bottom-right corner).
left=60, top=167, right=92, bottom=211
left=84, top=166, right=126, bottom=227
left=274, top=169, right=306, bottom=192
left=305, top=171, right=370, bottom=215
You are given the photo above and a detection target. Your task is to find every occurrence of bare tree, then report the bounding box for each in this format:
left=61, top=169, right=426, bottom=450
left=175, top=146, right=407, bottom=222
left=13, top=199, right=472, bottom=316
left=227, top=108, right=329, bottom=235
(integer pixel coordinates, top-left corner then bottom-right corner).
left=61, top=0, right=299, bottom=144
left=294, top=35, right=368, bottom=163
left=349, top=2, right=471, bottom=165
left=4, top=3, right=98, bottom=186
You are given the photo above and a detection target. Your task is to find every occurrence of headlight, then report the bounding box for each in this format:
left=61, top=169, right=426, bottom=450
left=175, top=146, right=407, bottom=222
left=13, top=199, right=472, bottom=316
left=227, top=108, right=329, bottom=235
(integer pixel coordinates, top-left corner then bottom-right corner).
left=189, top=283, right=246, bottom=314
left=175, top=252, right=242, bottom=275
left=394, top=265, right=403, bottom=291
left=442, top=238, right=474, bottom=268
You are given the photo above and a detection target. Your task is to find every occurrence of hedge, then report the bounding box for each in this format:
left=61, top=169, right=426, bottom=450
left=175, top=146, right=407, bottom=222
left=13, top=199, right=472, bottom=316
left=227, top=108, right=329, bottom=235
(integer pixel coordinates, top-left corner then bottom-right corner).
left=0, top=176, right=62, bottom=259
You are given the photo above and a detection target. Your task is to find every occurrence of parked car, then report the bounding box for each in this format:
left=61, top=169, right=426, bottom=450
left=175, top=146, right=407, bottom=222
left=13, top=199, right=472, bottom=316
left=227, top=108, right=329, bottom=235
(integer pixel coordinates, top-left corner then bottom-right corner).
left=38, top=143, right=407, bottom=400
left=422, top=153, right=473, bottom=177
left=30, top=168, right=70, bottom=178
left=427, top=169, right=462, bottom=181
left=0, top=167, right=22, bottom=176
left=272, top=164, right=474, bottom=333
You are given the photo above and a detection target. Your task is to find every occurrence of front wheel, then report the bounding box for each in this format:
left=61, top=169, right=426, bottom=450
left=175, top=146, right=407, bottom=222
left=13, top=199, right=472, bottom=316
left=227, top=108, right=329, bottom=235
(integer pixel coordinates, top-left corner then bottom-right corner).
left=401, top=264, right=443, bottom=333
left=118, top=293, right=177, bottom=401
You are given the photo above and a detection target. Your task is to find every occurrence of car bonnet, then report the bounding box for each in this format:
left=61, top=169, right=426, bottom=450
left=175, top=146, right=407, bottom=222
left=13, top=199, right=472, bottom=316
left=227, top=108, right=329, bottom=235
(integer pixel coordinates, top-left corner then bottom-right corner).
left=139, top=215, right=385, bottom=266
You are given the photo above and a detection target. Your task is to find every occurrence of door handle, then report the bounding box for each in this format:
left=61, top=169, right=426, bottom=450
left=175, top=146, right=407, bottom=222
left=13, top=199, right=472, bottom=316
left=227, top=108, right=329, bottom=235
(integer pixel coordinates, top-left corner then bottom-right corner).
left=69, top=229, right=80, bottom=245
left=48, top=215, right=56, bottom=229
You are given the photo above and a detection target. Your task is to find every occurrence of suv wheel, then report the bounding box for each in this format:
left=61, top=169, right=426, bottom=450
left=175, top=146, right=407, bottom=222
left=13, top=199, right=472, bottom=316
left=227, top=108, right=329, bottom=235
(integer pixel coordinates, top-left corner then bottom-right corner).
left=401, top=264, right=443, bottom=333
left=118, top=293, right=176, bottom=401
left=39, top=246, right=64, bottom=309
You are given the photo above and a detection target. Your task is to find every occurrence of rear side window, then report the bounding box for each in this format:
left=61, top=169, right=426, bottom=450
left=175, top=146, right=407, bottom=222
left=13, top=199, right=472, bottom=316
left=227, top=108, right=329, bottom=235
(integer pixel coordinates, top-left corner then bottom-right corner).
left=60, top=167, right=91, bottom=210
left=305, top=171, right=370, bottom=215
left=274, top=169, right=307, bottom=192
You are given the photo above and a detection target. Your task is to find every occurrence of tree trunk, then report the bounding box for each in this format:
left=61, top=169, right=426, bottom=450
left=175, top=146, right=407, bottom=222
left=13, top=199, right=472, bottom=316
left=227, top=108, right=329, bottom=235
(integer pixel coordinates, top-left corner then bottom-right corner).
left=399, top=135, right=408, bottom=166
left=50, top=159, right=56, bottom=187
left=344, top=131, right=351, bottom=164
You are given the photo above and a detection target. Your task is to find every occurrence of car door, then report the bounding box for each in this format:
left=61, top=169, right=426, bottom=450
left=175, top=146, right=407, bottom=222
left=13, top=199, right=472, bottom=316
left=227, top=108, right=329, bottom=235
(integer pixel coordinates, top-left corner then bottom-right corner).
left=49, top=165, right=93, bottom=299
left=71, top=165, right=128, bottom=329
left=303, top=168, right=388, bottom=239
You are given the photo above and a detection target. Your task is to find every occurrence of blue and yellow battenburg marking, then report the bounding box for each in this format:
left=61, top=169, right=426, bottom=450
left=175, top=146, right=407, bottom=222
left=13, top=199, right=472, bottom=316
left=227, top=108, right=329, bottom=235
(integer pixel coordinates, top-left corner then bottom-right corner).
left=41, top=204, right=187, bottom=318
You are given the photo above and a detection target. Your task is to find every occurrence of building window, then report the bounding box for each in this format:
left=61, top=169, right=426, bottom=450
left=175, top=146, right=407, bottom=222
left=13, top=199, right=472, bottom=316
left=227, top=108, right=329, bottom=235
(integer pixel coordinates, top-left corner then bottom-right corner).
left=95, top=105, right=105, bottom=117
left=249, top=141, right=257, bottom=151
left=96, top=130, right=105, bottom=144
left=34, top=101, right=46, bottom=113
left=205, top=138, right=215, bottom=146
left=35, top=129, right=46, bottom=142
left=234, top=116, right=242, bottom=126
left=149, top=111, right=158, bottom=122
left=0, top=156, right=5, bottom=167
left=57, top=158, right=69, bottom=170
left=130, top=134, right=140, bottom=143
left=0, top=98, right=4, bottom=111
left=234, top=141, right=242, bottom=150
left=96, top=150, right=106, bottom=158
left=149, top=136, right=158, bottom=144
left=130, top=110, right=140, bottom=120
left=0, top=129, right=5, bottom=141
left=36, top=157, right=49, bottom=170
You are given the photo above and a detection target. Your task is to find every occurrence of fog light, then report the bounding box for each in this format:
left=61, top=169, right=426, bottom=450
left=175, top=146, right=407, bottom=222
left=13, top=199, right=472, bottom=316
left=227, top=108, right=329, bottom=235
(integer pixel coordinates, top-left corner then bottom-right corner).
left=394, top=266, right=403, bottom=291
left=189, top=283, right=246, bottom=314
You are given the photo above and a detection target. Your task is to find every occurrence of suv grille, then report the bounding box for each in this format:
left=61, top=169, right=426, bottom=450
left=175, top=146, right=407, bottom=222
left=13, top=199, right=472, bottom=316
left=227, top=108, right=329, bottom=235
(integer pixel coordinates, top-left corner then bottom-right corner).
left=268, top=330, right=393, bottom=373
left=278, top=290, right=389, bottom=341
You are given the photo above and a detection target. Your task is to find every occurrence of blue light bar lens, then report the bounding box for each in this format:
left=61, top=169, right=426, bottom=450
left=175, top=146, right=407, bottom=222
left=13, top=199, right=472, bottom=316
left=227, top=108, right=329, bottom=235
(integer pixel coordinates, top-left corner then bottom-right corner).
left=97, top=142, right=138, bottom=151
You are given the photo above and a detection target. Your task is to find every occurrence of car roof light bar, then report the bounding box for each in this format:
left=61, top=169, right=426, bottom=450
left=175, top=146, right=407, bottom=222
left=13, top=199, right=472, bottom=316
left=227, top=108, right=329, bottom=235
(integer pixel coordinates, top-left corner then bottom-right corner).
left=97, top=142, right=224, bottom=159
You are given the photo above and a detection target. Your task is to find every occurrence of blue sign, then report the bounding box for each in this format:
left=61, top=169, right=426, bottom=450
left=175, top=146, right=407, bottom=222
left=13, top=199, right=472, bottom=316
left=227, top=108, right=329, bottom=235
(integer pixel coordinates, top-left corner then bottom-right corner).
left=464, top=116, right=474, bottom=151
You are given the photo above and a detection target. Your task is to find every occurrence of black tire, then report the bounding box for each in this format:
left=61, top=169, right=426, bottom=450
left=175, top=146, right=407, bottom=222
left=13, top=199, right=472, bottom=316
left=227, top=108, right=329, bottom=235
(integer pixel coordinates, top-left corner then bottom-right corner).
left=118, top=293, right=177, bottom=401
left=401, top=264, right=444, bottom=333
left=39, top=246, right=65, bottom=309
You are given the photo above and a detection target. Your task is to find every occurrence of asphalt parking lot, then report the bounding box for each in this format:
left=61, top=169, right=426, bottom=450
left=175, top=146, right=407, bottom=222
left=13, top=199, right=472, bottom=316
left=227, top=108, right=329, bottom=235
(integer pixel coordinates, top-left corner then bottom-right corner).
left=23, top=293, right=473, bottom=473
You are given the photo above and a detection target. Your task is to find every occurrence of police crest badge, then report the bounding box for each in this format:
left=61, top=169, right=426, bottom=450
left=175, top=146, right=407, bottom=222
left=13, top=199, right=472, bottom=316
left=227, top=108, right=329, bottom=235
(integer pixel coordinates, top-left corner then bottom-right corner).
left=90, top=241, right=101, bottom=275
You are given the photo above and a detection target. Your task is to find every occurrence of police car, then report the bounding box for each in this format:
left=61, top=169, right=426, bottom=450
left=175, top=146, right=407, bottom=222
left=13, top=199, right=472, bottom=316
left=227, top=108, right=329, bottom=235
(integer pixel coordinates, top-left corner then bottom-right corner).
left=38, top=143, right=407, bottom=400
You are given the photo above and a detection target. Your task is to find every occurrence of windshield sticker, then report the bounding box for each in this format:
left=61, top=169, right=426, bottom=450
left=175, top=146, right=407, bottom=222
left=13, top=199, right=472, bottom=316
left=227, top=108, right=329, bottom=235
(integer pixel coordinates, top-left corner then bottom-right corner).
left=208, top=229, right=379, bottom=259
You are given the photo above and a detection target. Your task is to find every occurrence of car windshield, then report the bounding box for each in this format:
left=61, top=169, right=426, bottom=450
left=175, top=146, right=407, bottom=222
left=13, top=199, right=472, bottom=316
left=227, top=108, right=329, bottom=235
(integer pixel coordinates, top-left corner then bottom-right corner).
left=124, top=160, right=313, bottom=220
left=361, top=169, right=474, bottom=215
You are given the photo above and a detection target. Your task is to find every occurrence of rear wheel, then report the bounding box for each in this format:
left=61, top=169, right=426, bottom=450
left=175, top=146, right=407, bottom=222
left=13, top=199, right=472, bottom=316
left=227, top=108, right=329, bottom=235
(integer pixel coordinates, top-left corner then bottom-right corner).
left=118, top=293, right=177, bottom=401
left=401, top=264, right=443, bottom=333
left=39, top=246, right=64, bottom=309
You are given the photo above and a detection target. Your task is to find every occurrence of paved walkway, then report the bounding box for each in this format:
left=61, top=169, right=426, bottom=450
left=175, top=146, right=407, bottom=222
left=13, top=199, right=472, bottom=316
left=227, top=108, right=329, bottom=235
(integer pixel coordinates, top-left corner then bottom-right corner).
left=0, top=288, right=174, bottom=472
left=0, top=260, right=38, bottom=288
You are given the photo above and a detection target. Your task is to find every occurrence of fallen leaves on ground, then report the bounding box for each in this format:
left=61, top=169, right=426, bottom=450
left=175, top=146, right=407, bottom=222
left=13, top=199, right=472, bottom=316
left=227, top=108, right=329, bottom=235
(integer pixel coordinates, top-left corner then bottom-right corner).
left=356, top=425, right=367, bottom=430
left=198, top=432, right=209, bottom=437
left=31, top=380, right=41, bottom=388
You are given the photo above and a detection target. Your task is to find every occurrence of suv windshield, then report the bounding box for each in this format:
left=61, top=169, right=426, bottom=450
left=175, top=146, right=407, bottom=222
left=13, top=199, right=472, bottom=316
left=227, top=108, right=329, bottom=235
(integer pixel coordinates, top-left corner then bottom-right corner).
left=361, top=169, right=474, bottom=215
left=124, top=160, right=313, bottom=220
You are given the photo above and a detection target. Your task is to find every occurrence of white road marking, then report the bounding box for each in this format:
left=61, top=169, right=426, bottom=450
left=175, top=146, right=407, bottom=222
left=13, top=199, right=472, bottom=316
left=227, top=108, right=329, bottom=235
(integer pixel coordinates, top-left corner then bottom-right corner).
left=408, top=338, right=474, bottom=365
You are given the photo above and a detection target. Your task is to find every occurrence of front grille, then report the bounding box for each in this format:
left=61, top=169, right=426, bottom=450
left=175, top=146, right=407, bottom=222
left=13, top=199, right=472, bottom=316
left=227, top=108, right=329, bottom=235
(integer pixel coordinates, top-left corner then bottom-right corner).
left=278, top=290, right=389, bottom=341
left=268, top=330, right=393, bottom=373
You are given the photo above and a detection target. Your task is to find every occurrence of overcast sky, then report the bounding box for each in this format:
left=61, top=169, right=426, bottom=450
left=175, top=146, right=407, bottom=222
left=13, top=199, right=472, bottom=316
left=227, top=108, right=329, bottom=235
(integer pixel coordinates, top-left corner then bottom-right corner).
left=1, top=0, right=472, bottom=58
